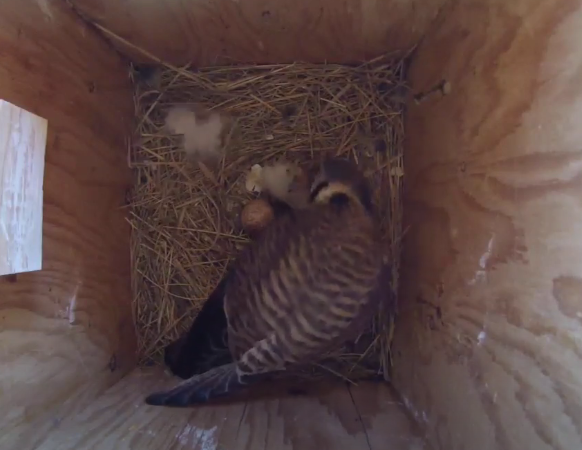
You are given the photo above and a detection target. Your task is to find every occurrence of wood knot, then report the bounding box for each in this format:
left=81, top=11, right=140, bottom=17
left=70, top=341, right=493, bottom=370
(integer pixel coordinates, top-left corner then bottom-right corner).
left=2, top=274, right=18, bottom=283
left=108, top=354, right=117, bottom=372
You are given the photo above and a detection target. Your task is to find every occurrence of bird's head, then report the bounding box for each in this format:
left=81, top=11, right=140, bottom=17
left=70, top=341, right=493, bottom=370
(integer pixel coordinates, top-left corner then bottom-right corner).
left=309, top=158, right=373, bottom=213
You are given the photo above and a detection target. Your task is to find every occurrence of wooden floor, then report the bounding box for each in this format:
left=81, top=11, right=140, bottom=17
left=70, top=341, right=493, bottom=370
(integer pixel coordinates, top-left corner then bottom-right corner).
left=37, top=369, right=426, bottom=450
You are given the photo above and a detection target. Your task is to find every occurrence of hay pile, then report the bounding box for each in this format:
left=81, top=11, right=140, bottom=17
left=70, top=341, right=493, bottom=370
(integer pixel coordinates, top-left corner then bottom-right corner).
left=128, top=55, right=406, bottom=383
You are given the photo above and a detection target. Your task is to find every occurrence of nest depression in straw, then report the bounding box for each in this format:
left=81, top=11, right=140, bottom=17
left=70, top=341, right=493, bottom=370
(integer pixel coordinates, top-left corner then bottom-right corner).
left=128, top=55, right=407, bottom=383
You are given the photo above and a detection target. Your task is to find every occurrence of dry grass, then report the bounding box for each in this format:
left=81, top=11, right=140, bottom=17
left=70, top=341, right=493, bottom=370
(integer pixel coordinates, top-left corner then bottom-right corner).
left=128, top=54, right=406, bottom=383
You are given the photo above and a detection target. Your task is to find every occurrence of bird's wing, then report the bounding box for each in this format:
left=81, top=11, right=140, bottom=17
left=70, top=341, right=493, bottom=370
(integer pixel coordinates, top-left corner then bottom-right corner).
left=162, top=202, right=298, bottom=378
left=224, top=211, right=301, bottom=357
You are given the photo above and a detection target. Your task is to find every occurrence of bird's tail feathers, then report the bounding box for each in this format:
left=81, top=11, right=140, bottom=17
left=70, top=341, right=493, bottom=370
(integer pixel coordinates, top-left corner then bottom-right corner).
left=144, top=363, right=253, bottom=407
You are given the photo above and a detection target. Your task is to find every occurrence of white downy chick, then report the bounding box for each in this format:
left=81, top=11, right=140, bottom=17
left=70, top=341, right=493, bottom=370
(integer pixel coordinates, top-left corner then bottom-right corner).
left=261, top=163, right=296, bottom=200
left=165, top=105, right=230, bottom=163
left=248, top=161, right=310, bottom=209
left=245, top=164, right=264, bottom=193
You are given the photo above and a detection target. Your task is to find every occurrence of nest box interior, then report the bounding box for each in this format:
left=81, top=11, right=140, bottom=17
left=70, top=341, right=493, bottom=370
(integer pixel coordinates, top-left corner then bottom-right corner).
left=1, top=1, right=581, bottom=450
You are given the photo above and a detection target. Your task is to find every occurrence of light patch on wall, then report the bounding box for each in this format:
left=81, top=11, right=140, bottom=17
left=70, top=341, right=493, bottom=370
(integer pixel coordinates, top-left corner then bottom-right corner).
left=36, top=0, right=54, bottom=22
left=0, top=100, right=48, bottom=276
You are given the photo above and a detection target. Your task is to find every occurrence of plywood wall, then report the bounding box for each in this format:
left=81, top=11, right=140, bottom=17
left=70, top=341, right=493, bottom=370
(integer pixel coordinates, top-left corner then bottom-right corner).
left=394, top=1, right=582, bottom=449
left=0, top=1, right=135, bottom=449
left=69, top=0, right=447, bottom=65
left=0, top=100, right=48, bottom=276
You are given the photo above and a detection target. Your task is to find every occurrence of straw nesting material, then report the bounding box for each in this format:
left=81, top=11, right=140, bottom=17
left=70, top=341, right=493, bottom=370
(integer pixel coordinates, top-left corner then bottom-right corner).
left=128, top=54, right=407, bottom=382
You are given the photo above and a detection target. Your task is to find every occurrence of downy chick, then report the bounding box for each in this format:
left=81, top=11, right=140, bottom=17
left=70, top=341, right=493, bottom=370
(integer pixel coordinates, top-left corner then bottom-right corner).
left=144, top=157, right=385, bottom=407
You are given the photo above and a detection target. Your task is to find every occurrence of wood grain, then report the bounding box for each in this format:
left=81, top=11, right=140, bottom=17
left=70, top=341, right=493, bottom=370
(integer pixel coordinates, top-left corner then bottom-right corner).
left=6, top=1, right=580, bottom=449
left=394, top=1, right=582, bottom=450
left=348, top=384, right=426, bottom=450
left=0, top=1, right=135, bottom=449
left=0, top=100, right=48, bottom=276
left=69, top=0, right=447, bottom=65
left=38, top=368, right=421, bottom=450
